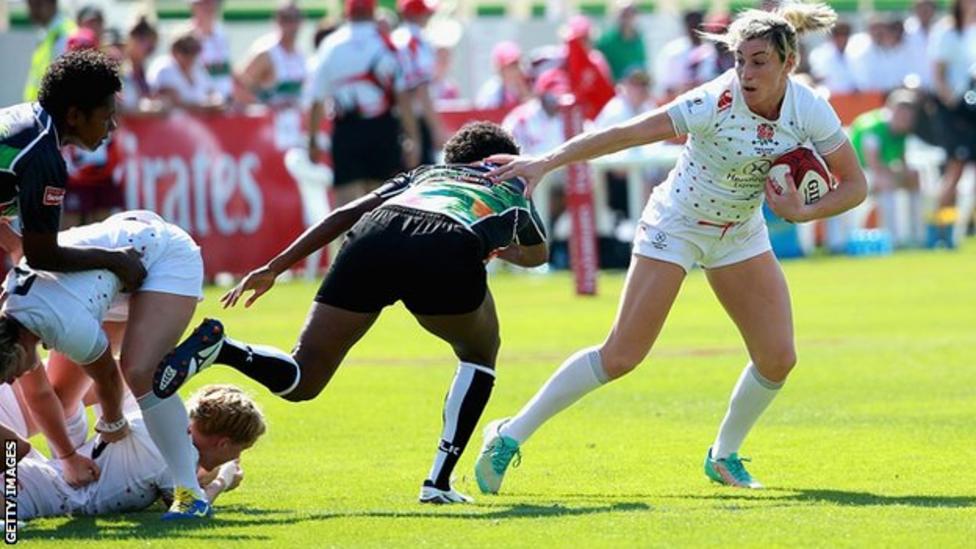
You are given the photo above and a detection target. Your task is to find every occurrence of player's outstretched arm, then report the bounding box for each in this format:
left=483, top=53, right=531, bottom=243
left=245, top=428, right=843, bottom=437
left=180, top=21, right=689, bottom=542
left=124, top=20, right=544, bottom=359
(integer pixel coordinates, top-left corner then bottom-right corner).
left=221, top=190, right=392, bottom=308
left=487, top=106, right=678, bottom=196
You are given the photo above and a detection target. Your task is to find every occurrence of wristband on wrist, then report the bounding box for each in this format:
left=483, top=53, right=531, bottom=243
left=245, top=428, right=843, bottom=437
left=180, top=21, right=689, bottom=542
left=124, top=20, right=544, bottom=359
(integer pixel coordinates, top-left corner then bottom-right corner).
left=55, top=448, right=77, bottom=460
left=95, top=417, right=128, bottom=434
left=216, top=462, right=239, bottom=487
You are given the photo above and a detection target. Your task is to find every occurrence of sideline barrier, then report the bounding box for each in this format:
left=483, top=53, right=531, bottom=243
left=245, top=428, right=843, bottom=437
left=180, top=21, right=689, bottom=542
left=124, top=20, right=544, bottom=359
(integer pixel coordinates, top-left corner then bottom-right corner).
left=116, top=110, right=306, bottom=278
left=115, top=106, right=509, bottom=278
left=112, top=94, right=890, bottom=277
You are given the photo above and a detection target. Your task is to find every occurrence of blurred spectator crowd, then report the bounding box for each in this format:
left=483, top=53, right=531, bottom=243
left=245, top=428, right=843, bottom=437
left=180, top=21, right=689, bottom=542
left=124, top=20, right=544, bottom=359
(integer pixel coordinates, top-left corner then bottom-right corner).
left=20, top=0, right=976, bottom=252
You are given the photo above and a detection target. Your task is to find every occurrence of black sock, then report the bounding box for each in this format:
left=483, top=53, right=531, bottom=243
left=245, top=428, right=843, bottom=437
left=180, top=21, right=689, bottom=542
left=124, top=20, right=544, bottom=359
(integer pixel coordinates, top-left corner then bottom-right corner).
left=427, top=362, right=495, bottom=490
left=216, top=336, right=301, bottom=395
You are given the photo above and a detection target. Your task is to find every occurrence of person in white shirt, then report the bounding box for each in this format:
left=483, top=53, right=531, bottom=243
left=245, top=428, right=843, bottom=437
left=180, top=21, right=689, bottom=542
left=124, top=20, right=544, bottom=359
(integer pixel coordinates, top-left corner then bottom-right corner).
left=236, top=1, right=306, bottom=108
left=189, top=0, right=233, bottom=103
left=903, top=0, right=939, bottom=89
left=0, top=210, right=215, bottom=519
left=148, top=28, right=223, bottom=109
left=502, top=69, right=568, bottom=157
left=846, top=14, right=910, bottom=93
left=595, top=67, right=656, bottom=128
left=118, top=14, right=159, bottom=113
left=655, top=10, right=719, bottom=98
left=2, top=383, right=263, bottom=520
left=393, top=0, right=445, bottom=164
left=595, top=67, right=661, bottom=217
left=476, top=4, right=867, bottom=493
left=307, top=0, right=420, bottom=206
left=475, top=41, right=532, bottom=111
left=808, top=20, right=858, bottom=93
left=502, top=69, right=570, bottom=231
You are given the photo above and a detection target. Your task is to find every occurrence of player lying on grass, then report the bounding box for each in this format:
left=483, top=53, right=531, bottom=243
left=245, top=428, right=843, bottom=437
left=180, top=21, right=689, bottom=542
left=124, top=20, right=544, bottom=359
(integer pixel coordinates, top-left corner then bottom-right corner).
left=0, top=210, right=217, bottom=519
left=153, top=122, right=548, bottom=504
left=475, top=3, right=867, bottom=493
left=1, top=384, right=264, bottom=520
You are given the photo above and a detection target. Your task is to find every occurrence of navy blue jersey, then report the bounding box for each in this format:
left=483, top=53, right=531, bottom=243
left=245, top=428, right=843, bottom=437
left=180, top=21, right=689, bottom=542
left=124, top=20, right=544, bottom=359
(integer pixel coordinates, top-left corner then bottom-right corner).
left=0, top=103, right=67, bottom=233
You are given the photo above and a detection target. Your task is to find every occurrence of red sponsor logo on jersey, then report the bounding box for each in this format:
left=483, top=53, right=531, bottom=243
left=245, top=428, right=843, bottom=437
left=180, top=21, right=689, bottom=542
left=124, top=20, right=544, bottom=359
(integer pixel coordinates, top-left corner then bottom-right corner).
left=717, top=89, right=733, bottom=112
left=42, top=186, right=65, bottom=206
left=757, top=123, right=775, bottom=143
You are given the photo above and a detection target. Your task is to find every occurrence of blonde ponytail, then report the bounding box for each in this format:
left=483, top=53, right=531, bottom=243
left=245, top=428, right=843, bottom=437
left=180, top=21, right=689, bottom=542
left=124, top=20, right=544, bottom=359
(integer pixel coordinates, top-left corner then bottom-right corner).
left=701, top=2, right=837, bottom=64
left=777, top=2, right=838, bottom=35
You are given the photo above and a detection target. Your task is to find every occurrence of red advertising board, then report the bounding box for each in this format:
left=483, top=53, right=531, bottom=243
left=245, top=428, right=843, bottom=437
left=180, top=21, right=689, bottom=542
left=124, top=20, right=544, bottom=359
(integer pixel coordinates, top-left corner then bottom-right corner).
left=115, top=110, right=308, bottom=278
left=112, top=106, right=511, bottom=278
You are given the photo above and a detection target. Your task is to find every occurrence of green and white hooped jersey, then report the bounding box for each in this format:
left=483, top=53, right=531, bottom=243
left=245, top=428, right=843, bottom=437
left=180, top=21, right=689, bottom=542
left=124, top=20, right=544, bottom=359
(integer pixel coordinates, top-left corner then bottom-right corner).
left=259, top=38, right=306, bottom=106
left=199, top=25, right=233, bottom=100
left=377, top=164, right=547, bottom=257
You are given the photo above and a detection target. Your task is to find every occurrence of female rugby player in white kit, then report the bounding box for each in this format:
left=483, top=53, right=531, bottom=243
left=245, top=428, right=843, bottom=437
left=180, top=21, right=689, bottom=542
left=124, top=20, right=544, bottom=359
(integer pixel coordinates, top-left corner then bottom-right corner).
left=0, top=210, right=214, bottom=518
left=476, top=3, right=867, bottom=492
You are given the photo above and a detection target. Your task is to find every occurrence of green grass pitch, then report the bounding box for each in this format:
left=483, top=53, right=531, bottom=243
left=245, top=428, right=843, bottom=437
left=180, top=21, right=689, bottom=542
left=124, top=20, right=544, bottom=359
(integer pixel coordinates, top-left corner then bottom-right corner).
left=21, top=245, right=976, bottom=547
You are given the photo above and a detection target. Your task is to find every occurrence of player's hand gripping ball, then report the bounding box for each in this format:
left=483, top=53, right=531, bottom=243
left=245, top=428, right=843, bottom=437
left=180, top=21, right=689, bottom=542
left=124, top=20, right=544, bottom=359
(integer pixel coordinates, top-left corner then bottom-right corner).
left=768, top=147, right=833, bottom=205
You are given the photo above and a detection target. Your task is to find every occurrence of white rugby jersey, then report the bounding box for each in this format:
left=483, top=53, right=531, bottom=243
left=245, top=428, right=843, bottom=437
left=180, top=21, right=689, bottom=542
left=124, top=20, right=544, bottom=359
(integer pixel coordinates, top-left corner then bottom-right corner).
left=392, top=22, right=435, bottom=91
left=266, top=41, right=307, bottom=106
left=248, top=34, right=307, bottom=107
left=660, top=70, right=847, bottom=224
left=502, top=100, right=566, bottom=156
left=14, top=416, right=173, bottom=519
left=148, top=55, right=215, bottom=107
left=308, top=21, right=406, bottom=119
left=198, top=24, right=234, bottom=100
left=1, top=211, right=167, bottom=364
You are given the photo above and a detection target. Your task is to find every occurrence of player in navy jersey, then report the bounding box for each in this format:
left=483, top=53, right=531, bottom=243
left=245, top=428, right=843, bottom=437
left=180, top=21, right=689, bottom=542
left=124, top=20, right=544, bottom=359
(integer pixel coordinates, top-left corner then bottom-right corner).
left=476, top=4, right=868, bottom=493
left=0, top=49, right=145, bottom=291
left=154, top=122, right=547, bottom=504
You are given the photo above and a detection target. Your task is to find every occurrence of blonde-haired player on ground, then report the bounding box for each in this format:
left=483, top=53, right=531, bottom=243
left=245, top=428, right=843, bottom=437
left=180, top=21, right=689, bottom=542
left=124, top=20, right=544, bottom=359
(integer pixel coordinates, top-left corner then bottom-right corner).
left=0, top=210, right=214, bottom=518
left=0, top=384, right=265, bottom=519
left=476, top=3, right=867, bottom=491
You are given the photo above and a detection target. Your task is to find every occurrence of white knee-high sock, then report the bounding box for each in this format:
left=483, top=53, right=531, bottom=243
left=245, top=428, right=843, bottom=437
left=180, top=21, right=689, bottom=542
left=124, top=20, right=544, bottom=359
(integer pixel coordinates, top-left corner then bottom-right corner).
left=501, top=346, right=609, bottom=444
left=712, top=363, right=783, bottom=459
left=137, top=393, right=205, bottom=499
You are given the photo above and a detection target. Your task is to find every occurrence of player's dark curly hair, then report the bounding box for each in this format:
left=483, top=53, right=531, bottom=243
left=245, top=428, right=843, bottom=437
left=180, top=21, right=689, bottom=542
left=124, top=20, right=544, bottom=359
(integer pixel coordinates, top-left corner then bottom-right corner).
left=37, top=49, right=121, bottom=123
left=443, top=121, right=520, bottom=164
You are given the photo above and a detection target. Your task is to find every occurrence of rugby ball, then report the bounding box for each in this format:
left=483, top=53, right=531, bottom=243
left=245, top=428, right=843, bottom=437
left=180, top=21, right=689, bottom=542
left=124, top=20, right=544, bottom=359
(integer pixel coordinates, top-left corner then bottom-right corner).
left=769, top=147, right=832, bottom=205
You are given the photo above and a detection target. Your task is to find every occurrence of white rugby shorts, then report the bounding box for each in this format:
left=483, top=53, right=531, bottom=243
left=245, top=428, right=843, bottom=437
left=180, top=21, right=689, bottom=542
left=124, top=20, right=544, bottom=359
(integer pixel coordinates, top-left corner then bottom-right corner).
left=633, top=196, right=771, bottom=272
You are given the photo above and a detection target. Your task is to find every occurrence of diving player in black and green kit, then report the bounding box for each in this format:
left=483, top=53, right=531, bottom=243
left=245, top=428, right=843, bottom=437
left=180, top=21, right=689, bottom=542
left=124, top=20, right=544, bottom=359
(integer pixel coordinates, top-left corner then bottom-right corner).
left=0, top=49, right=145, bottom=290
left=153, top=122, right=547, bottom=504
